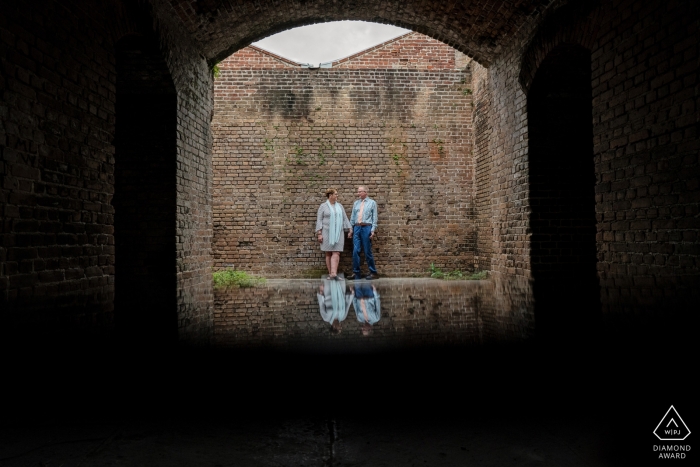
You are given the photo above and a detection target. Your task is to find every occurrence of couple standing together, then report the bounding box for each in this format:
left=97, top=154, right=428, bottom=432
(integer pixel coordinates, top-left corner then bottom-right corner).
left=315, top=185, right=378, bottom=280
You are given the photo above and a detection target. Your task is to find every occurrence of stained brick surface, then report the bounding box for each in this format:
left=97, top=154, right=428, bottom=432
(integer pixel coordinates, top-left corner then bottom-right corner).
left=212, top=33, right=477, bottom=277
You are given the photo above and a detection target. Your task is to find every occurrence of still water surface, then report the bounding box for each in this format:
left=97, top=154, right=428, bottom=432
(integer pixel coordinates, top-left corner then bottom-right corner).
left=214, top=276, right=534, bottom=351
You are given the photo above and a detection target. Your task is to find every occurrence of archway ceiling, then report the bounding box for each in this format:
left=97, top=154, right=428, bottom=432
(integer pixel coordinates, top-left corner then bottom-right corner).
left=166, top=0, right=555, bottom=66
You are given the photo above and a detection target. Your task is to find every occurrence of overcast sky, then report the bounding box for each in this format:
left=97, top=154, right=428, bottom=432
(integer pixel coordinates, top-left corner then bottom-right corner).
left=252, top=21, right=410, bottom=65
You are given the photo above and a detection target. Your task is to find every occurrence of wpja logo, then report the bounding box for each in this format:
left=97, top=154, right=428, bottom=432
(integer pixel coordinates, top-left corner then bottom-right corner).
left=653, top=405, right=691, bottom=460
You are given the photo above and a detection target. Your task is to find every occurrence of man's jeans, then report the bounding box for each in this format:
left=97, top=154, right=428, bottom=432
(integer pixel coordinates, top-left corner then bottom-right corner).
left=352, top=225, right=376, bottom=274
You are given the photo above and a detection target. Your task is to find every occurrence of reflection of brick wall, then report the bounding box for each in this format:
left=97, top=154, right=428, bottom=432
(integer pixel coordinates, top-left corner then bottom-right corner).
left=213, top=278, right=534, bottom=349
left=213, top=33, right=476, bottom=277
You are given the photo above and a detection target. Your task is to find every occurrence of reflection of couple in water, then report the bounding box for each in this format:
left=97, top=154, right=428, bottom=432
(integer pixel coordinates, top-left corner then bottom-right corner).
left=317, top=278, right=381, bottom=335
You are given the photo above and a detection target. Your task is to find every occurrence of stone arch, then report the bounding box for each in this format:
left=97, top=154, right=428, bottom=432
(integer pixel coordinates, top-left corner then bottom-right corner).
left=175, top=0, right=556, bottom=68
left=526, top=43, right=600, bottom=339
left=114, top=33, right=178, bottom=344
left=518, top=0, right=601, bottom=94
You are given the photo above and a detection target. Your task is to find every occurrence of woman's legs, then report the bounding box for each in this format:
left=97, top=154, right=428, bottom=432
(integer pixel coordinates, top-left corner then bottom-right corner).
left=325, top=252, right=332, bottom=274
left=330, top=252, right=340, bottom=276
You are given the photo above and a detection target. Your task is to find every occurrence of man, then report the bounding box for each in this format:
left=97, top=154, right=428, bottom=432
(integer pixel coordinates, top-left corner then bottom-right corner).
left=348, top=185, right=378, bottom=280
left=353, top=283, right=381, bottom=336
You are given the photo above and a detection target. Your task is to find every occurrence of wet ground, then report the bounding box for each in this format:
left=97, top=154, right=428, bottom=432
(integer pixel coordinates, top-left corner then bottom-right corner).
left=2, top=277, right=696, bottom=466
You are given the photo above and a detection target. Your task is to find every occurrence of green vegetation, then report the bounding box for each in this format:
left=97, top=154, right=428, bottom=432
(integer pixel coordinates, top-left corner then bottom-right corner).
left=432, top=139, right=445, bottom=157
left=429, top=263, right=488, bottom=280
left=292, top=145, right=307, bottom=165
left=213, top=269, right=266, bottom=288
left=211, top=63, right=221, bottom=79
left=462, top=88, right=473, bottom=96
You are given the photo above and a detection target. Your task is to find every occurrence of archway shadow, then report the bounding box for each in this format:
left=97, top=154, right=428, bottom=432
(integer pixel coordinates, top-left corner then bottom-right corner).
left=527, top=45, right=601, bottom=344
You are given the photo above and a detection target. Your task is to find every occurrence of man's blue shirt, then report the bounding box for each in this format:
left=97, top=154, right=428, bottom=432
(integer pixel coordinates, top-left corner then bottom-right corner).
left=350, top=197, right=378, bottom=233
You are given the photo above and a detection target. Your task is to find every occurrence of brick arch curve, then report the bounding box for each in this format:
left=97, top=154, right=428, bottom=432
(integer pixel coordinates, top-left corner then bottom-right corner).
left=518, top=0, right=601, bottom=94
left=210, top=17, right=484, bottom=66
left=169, top=0, right=554, bottom=67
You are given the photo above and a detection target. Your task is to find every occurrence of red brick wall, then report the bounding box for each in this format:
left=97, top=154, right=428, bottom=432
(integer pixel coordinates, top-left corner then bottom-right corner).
left=212, top=34, right=476, bottom=277
left=332, top=32, right=457, bottom=69
left=219, top=46, right=298, bottom=69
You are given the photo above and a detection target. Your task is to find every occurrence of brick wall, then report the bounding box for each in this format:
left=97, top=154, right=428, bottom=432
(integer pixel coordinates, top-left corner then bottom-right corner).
left=149, top=0, right=215, bottom=343
left=471, top=61, right=494, bottom=272
left=212, top=33, right=476, bottom=278
left=476, top=0, right=700, bottom=320
left=332, top=32, right=458, bottom=69
left=0, top=0, right=119, bottom=333
left=0, top=0, right=214, bottom=343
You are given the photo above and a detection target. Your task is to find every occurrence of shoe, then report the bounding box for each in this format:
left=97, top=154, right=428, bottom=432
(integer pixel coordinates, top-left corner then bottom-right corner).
left=365, top=273, right=377, bottom=280
left=347, top=273, right=363, bottom=280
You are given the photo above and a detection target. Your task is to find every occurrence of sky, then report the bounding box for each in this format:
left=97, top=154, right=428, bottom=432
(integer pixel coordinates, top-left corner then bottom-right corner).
left=252, top=21, right=410, bottom=65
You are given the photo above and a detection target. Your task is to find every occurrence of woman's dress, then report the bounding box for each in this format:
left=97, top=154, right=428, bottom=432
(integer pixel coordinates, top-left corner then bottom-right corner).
left=317, top=278, right=353, bottom=325
left=315, top=202, right=351, bottom=252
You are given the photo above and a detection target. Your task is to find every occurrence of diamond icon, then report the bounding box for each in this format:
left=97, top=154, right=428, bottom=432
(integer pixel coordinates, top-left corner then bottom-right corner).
left=654, top=406, right=691, bottom=441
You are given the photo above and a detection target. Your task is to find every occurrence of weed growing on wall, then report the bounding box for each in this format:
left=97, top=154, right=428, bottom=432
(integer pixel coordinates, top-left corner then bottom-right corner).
left=386, top=128, right=409, bottom=178
left=432, top=139, right=445, bottom=157
left=429, top=263, right=488, bottom=280
left=213, top=269, right=266, bottom=288
left=276, top=131, right=336, bottom=189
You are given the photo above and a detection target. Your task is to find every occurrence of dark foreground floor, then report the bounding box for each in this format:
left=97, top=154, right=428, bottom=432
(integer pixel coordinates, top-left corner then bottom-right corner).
left=2, top=327, right=696, bottom=467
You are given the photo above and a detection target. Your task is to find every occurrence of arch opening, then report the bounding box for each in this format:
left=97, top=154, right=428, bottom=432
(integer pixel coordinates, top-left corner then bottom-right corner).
left=211, top=28, right=481, bottom=280
left=527, top=44, right=600, bottom=339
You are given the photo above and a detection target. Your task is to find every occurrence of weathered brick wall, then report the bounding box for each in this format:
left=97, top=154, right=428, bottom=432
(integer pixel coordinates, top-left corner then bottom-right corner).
left=212, top=33, right=476, bottom=278
left=471, top=61, right=494, bottom=272
left=0, top=0, right=119, bottom=332
left=476, top=0, right=700, bottom=318
left=0, top=0, right=214, bottom=342
left=332, top=32, right=458, bottom=69
left=150, top=0, right=215, bottom=343
left=585, top=0, right=699, bottom=316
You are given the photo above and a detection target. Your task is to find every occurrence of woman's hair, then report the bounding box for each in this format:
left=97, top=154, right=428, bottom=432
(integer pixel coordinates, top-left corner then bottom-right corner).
left=325, top=188, right=337, bottom=198
left=330, top=320, right=342, bottom=335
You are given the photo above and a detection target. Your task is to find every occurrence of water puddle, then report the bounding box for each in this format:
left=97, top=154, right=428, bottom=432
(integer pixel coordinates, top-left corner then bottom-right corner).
left=213, top=276, right=534, bottom=351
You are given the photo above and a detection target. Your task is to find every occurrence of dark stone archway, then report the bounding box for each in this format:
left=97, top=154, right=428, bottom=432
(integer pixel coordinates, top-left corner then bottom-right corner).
left=527, top=44, right=600, bottom=339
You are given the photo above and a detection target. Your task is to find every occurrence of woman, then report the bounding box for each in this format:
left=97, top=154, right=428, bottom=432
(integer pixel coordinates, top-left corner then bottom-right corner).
left=317, top=279, right=354, bottom=335
left=315, top=188, right=351, bottom=279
